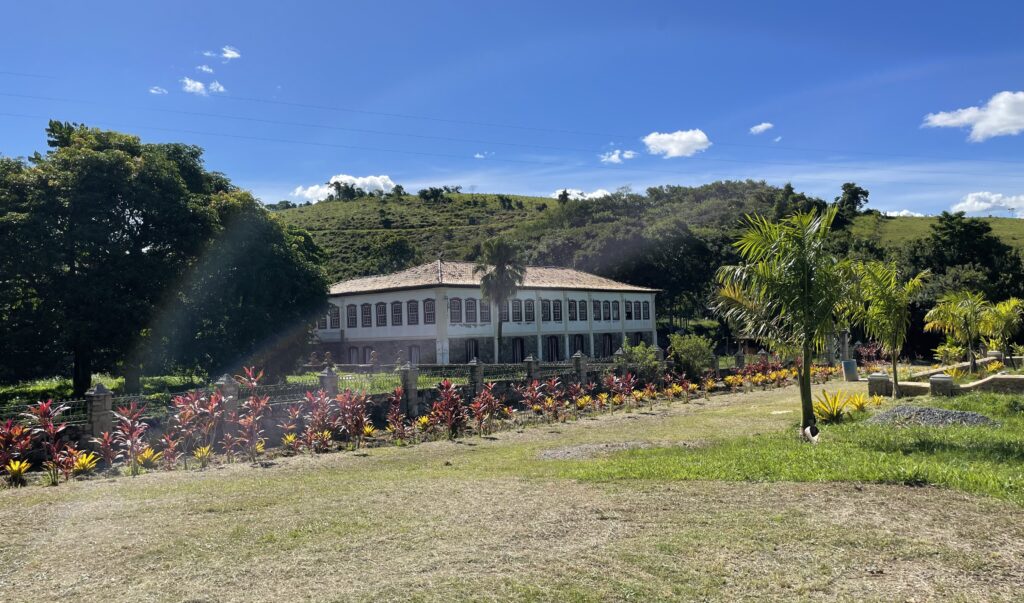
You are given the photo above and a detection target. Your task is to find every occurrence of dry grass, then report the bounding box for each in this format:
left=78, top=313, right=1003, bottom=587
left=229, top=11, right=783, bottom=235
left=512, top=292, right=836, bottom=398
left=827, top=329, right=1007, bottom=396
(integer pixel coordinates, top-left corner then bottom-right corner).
left=2, top=383, right=1023, bottom=602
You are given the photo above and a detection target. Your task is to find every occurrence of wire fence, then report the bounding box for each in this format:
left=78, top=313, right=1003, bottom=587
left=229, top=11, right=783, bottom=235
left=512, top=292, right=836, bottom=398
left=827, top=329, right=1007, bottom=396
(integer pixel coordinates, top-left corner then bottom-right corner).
left=482, top=363, right=527, bottom=382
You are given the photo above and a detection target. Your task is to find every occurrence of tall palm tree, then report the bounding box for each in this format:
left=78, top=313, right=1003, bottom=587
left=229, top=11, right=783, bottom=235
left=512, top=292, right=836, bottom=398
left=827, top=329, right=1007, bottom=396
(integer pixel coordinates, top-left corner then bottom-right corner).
left=715, top=206, right=850, bottom=431
left=981, top=297, right=1024, bottom=368
left=924, top=291, right=991, bottom=373
left=474, top=239, right=526, bottom=363
left=851, top=261, right=929, bottom=398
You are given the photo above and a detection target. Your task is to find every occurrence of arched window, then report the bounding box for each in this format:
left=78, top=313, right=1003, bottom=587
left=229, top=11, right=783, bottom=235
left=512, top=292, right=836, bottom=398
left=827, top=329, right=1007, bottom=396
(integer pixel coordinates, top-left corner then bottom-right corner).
left=360, top=303, right=372, bottom=328
left=347, top=304, right=357, bottom=328
left=512, top=300, right=523, bottom=322
left=480, top=299, right=491, bottom=323
left=466, top=339, right=479, bottom=361
left=541, top=299, right=551, bottom=322
left=642, top=301, right=650, bottom=320
left=634, top=301, right=642, bottom=321
left=465, top=298, right=477, bottom=323
left=625, top=302, right=633, bottom=321
left=601, top=334, right=614, bottom=357
left=500, top=301, right=509, bottom=322
left=329, top=305, right=340, bottom=329
left=407, top=300, right=419, bottom=325
left=579, top=299, right=588, bottom=321
left=408, top=345, right=421, bottom=364
left=553, top=300, right=562, bottom=322
left=363, top=346, right=374, bottom=363
left=568, top=300, right=577, bottom=321
left=525, top=299, right=535, bottom=322
left=592, top=300, right=601, bottom=321
left=612, top=301, right=620, bottom=321
left=450, top=297, right=462, bottom=323
left=348, top=346, right=359, bottom=364
left=572, top=334, right=585, bottom=354
left=602, top=301, right=611, bottom=321
left=375, top=302, right=387, bottom=327
left=424, top=299, right=436, bottom=324
left=391, top=301, right=403, bottom=326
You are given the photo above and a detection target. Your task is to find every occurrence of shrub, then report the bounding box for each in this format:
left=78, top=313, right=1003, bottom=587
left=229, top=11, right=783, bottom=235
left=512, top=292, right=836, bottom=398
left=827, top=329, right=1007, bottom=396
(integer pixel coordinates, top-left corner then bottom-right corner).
left=668, top=334, right=715, bottom=380
left=73, top=451, right=99, bottom=476
left=429, top=379, right=468, bottom=440
left=847, top=393, right=869, bottom=412
left=385, top=387, right=413, bottom=443
left=337, top=390, right=371, bottom=449
left=469, top=383, right=504, bottom=434
left=138, top=447, right=162, bottom=469
left=985, top=361, right=1005, bottom=374
left=4, top=459, right=31, bottom=487
left=234, top=367, right=270, bottom=463
left=616, top=342, right=661, bottom=384
left=934, top=342, right=965, bottom=366
left=113, top=401, right=150, bottom=476
left=813, top=390, right=848, bottom=424
left=193, top=445, right=213, bottom=469
left=23, top=400, right=71, bottom=486
left=90, top=431, right=117, bottom=467
left=0, top=419, right=32, bottom=468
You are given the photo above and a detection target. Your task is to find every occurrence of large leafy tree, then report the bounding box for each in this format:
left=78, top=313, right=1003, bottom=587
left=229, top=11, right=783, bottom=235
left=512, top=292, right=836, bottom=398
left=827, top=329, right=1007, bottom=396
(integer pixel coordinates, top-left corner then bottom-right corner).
left=981, top=297, right=1024, bottom=368
left=715, top=206, right=850, bottom=430
left=474, top=239, right=525, bottom=362
left=924, top=291, right=991, bottom=373
left=0, top=122, right=326, bottom=394
left=851, top=262, right=929, bottom=398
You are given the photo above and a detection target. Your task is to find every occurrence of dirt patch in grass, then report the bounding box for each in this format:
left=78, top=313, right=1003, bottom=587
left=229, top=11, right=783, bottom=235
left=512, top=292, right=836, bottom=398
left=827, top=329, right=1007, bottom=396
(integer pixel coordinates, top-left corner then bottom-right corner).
left=537, top=440, right=708, bottom=460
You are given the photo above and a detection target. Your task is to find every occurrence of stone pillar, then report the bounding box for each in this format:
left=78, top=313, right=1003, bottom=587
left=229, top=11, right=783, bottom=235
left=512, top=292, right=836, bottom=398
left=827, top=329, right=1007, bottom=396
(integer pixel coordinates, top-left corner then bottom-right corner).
left=930, top=374, right=955, bottom=397
left=867, top=372, right=892, bottom=397
left=319, top=366, right=339, bottom=398
left=839, top=329, right=851, bottom=361
left=524, top=354, right=540, bottom=381
left=572, top=350, right=586, bottom=382
left=85, top=383, right=114, bottom=437
left=733, top=351, right=744, bottom=370
left=400, top=364, right=421, bottom=417
left=468, top=358, right=484, bottom=396
left=215, top=373, right=240, bottom=414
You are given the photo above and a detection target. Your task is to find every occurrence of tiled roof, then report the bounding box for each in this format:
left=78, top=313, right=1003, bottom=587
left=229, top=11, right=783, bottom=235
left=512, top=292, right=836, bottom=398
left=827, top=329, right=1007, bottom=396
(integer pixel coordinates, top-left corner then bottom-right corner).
left=329, top=260, right=657, bottom=295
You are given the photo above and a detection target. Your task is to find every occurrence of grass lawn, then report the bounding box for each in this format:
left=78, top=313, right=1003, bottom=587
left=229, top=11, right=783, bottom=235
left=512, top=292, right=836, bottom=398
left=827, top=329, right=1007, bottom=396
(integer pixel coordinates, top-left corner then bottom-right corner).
left=2, top=384, right=1023, bottom=601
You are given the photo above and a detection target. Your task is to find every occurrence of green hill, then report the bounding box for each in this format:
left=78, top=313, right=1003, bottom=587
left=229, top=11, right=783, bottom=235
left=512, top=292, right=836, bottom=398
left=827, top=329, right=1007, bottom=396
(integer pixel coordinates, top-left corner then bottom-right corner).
left=851, top=213, right=1024, bottom=250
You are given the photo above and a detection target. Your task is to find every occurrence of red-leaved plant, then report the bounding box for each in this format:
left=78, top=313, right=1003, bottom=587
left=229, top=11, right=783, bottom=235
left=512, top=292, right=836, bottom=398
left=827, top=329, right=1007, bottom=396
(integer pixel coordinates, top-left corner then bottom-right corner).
left=469, top=382, right=504, bottom=434
left=337, top=390, right=371, bottom=449
left=23, top=400, right=70, bottom=485
left=234, top=367, right=270, bottom=463
left=429, top=379, right=468, bottom=440
left=0, top=418, right=33, bottom=468
left=112, top=401, right=150, bottom=477
left=514, top=380, right=546, bottom=417
left=385, top=387, right=413, bottom=443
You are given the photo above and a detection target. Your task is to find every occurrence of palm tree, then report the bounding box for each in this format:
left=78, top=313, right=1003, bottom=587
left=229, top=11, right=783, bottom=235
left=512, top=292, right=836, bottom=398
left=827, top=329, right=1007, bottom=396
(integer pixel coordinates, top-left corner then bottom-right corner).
left=715, top=206, right=851, bottom=431
left=981, top=297, right=1024, bottom=368
left=851, top=261, right=929, bottom=398
left=924, top=291, right=991, bottom=373
left=474, top=239, right=526, bottom=363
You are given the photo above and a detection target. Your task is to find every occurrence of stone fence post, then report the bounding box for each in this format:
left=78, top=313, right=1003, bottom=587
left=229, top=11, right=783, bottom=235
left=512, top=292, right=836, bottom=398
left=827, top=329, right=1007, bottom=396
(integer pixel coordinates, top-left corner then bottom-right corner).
left=319, top=366, right=339, bottom=398
left=86, top=383, right=113, bottom=437
left=612, top=348, right=625, bottom=376
left=867, top=372, right=892, bottom=397
left=733, top=352, right=745, bottom=371
left=572, top=351, right=586, bottom=382
left=524, top=354, right=540, bottom=381
left=215, top=373, right=239, bottom=414
left=468, top=358, right=484, bottom=396
left=400, top=364, right=421, bottom=417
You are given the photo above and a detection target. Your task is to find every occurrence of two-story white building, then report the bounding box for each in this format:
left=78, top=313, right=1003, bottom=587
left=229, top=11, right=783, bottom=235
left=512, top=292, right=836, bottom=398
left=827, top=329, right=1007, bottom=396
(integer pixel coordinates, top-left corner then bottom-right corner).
left=314, top=260, right=657, bottom=365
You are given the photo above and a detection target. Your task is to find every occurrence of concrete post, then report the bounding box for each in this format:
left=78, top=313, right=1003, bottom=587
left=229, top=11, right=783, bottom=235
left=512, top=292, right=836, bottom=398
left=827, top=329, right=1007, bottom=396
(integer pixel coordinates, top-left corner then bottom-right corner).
left=319, top=366, right=339, bottom=398
left=401, top=364, right=421, bottom=417
left=867, top=372, right=893, bottom=397
left=572, top=350, right=586, bottom=382
left=524, top=354, right=540, bottom=381
left=85, top=383, right=114, bottom=437
left=842, top=360, right=860, bottom=382
left=214, top=373, right=239, bottom=414
left=612, top=347, right=625, bottom=376
left=733, top=351, right=744, bottom=370
left=987, top=350, right=1004, bottom=362
left=468, top=358, right=483, bottom=396
left=929, top=374, right=955, bottom=397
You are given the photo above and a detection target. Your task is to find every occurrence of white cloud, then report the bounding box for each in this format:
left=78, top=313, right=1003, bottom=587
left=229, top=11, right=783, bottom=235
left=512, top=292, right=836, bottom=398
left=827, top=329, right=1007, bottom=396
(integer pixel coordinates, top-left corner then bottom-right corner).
left=197, top=65, right=214, bottom=74
left=749, top=122, right=774, bottom=135
left=549, top=188, right=611, bottom=200
left=292, top=174, right=397, bottom=200
left=203, top=50, right=217, bottom=57
left=599, top=149, right=637, bottom=164
left=473, top=151, right=494, bottom=159
left=221, top=45, right=241, bottom=60
left=773, top=136, right=783, bottom=143
left=180, top=77, right=207, bottom=96
left=923, top=91, right=1024, bottom=141
left=148, top=86, right=168, bottom=95
left=884, top=209, right=925, bottom=217
left=642, top=129, right=712, bottom=158
left=951, top=191, right=1024, bottom=216
left=209, top=80, right=226, bottom=93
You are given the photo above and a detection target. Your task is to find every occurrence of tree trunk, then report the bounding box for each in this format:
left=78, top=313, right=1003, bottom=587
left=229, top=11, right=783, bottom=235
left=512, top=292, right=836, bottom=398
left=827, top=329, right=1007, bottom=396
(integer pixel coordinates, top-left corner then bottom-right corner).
left=123, top=364, right=142, bottom=394
left=891, top=354, right=900, bottom=400
left=72, top=347, right=92, bottom=398
left=800, top=341, right=815, bottom=429
left=1006, top=344, right=1017, bottom=369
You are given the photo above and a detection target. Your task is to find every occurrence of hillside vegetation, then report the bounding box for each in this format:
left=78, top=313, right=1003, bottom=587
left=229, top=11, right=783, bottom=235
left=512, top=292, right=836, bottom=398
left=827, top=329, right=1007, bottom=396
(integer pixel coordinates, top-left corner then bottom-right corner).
left=852, top=213, right=1024, bottom=250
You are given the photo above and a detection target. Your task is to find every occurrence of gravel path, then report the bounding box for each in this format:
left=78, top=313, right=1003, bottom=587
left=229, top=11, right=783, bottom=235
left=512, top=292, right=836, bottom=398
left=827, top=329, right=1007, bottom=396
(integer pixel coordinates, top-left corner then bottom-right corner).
left=866, top=405, right=999, bottom=427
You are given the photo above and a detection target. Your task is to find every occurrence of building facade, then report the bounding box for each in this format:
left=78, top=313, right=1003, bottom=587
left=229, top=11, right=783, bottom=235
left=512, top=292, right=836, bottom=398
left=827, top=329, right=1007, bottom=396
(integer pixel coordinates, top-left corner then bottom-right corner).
left=314, top=260, right=657, bottom=365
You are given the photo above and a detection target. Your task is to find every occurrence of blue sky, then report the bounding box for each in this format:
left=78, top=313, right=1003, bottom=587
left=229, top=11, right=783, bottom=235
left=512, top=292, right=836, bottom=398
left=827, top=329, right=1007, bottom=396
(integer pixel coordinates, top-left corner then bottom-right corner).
left=3, top=1, right=1024, bottom=216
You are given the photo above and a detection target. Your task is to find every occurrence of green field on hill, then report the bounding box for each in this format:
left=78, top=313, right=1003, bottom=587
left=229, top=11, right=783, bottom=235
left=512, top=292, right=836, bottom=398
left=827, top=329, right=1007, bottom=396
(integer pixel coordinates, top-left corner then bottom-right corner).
left=852, top=213, right=1024, bottom=250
